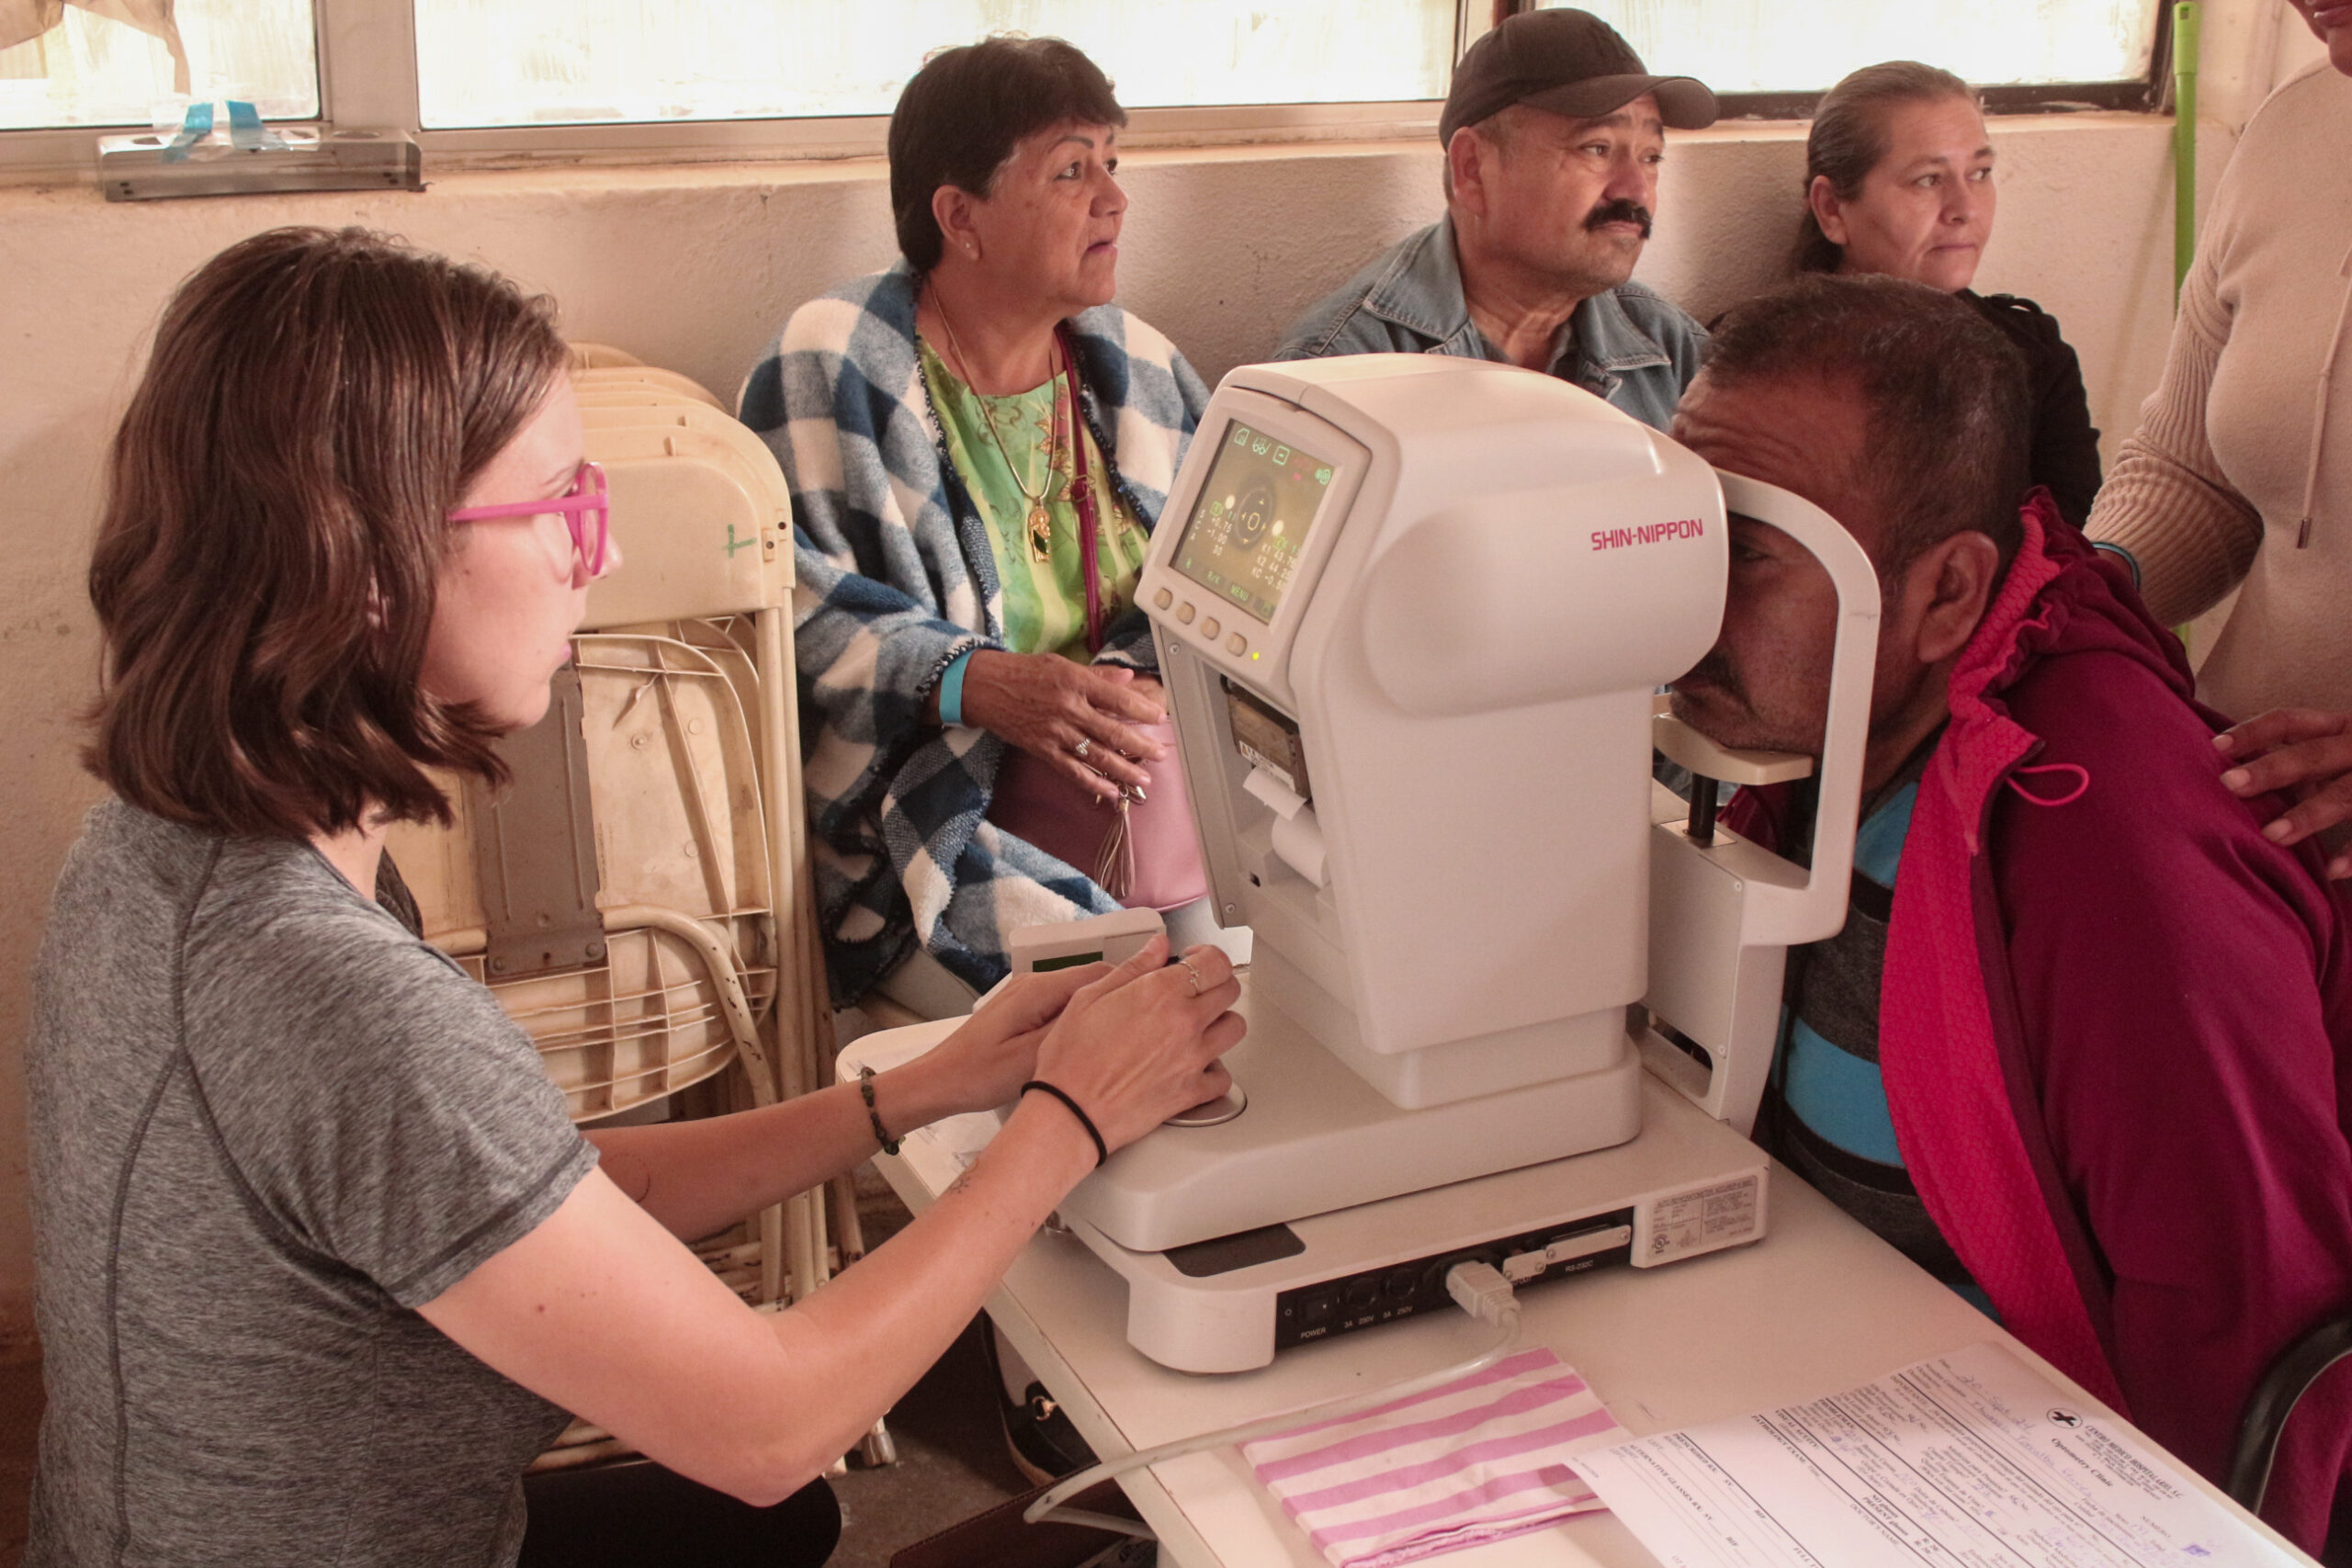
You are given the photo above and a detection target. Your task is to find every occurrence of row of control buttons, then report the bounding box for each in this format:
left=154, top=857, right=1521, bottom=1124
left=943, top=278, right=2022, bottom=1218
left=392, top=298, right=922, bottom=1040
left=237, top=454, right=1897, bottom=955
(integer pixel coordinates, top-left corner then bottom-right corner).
left=1153, top=586, right=1249, bottom=658
left=1288, top=1267, right=1423, bottom=1334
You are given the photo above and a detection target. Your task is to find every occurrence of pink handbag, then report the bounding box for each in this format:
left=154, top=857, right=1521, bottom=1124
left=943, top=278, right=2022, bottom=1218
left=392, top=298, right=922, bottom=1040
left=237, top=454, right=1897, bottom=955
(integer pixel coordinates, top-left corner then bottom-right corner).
left=983, top=329, right=1209, bottom=911
left=989, top=716, right=1207, bottom=910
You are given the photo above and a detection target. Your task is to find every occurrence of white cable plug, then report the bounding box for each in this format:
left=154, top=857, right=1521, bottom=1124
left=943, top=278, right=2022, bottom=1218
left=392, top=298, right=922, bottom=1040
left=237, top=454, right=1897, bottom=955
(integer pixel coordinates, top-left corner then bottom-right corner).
left=1022, top=1260, right=1525, bottom=1539
left=1443, top=1258, right=1517, bottom=1325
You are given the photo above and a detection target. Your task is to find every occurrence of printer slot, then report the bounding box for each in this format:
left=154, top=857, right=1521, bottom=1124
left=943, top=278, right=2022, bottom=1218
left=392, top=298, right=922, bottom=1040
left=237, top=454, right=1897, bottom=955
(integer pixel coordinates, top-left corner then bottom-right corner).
left=1223, top=677, right=1312, bottom=805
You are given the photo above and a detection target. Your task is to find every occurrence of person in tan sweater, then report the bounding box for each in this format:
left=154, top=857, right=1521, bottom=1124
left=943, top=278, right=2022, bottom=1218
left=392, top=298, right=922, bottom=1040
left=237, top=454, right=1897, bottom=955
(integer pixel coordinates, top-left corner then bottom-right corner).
left=2090, top=3, right=2352, bottom=872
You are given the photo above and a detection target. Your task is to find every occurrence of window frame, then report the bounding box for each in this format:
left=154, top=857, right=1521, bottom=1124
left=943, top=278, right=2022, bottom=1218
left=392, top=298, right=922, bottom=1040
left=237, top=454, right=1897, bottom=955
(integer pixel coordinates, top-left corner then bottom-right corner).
left=0, top=0, right=2171, bottom=181
left=376, top=0, right=1469, bottom=166
left=1509, top=0, right=2171, bottom=118
left=1714, top=79, right=2162, bottom=122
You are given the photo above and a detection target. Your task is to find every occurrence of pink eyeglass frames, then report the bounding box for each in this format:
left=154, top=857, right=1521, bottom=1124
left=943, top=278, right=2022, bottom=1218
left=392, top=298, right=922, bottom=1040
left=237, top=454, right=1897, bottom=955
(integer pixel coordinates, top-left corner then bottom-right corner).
left=447, top=459, right=612, bottom=576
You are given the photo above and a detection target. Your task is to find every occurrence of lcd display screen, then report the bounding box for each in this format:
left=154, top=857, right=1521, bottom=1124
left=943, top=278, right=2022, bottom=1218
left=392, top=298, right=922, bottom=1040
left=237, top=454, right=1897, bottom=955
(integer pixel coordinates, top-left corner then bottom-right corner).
left=1172, top=421, right=1336, bottom=624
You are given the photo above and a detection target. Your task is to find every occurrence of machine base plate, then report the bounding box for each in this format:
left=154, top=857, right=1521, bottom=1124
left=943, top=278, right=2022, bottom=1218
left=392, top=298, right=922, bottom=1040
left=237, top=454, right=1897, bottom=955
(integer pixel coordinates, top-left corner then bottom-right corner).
left=1062, top=1075, right=1769, bottom=1373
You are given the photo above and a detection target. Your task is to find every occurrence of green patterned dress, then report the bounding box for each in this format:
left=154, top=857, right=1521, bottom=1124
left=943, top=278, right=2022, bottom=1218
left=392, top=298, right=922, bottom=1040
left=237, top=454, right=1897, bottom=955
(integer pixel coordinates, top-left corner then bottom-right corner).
left=921, top=339, right=1150, bottom=660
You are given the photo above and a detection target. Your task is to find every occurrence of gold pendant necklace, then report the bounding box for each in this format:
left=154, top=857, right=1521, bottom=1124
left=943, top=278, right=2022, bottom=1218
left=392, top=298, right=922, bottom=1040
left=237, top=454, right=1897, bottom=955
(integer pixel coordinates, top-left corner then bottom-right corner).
left=933, top=291, right=1060, bottom=563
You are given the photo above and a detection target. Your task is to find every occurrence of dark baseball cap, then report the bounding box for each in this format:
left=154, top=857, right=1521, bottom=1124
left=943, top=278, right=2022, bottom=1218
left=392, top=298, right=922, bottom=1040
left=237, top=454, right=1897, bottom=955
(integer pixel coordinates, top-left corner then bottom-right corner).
left=1440, top=8, right=1719, bottom=147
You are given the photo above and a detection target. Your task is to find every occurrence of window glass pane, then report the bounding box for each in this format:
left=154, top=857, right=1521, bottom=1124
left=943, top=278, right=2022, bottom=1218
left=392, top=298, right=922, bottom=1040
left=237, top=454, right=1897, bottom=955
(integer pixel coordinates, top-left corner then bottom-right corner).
left=413, top=1, right=1455, bottom=130
left=0, top=0, right=317, bottom=131
left=1552, top=0, right=2160, bottom=93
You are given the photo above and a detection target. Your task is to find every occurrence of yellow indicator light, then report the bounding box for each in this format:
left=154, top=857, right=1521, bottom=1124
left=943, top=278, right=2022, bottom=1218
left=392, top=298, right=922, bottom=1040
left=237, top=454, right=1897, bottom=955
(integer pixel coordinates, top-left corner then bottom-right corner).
left=1251, top=650, right=1262, bottom=660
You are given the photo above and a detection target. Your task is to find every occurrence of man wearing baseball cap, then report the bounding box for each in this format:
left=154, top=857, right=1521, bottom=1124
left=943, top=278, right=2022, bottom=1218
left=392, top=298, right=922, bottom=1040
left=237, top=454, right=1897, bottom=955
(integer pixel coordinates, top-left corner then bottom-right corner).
left=1274, top=8, right=1717, bottom=432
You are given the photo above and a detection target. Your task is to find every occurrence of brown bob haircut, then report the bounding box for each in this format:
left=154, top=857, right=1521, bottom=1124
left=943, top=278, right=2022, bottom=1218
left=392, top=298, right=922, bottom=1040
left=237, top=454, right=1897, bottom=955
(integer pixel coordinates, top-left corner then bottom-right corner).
left=85, top=226, right=569, bottom=839
left=888, top=36, right=1125, bottom=272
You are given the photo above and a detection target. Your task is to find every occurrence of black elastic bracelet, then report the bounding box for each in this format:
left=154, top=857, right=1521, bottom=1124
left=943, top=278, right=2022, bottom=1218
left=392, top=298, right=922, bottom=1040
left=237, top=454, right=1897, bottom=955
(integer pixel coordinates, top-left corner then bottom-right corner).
left=1021, top=1079, right=1107, bottom=1169
left=857, top=1066, right=899, bottom=1156
left=2088, top=538, right=2143, bottom=591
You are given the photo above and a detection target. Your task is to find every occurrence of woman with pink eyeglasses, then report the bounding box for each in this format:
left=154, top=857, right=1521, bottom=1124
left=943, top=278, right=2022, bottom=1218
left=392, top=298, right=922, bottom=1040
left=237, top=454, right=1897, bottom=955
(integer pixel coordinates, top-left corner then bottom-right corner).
left=25, top=226, right=1238, bottom=1568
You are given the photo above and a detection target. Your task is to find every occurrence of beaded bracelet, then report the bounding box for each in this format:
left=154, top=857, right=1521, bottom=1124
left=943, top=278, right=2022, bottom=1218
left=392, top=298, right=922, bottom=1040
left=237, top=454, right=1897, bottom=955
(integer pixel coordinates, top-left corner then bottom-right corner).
left=856, top=1065, right=899, bottom=1156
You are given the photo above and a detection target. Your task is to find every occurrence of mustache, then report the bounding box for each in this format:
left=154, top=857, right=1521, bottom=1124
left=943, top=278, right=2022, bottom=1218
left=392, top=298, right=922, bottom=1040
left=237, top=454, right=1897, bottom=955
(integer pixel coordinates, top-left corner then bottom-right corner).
left=1674, top=649, right=1747, bottom=706
left=1585, top=198, right=1654, bottom=238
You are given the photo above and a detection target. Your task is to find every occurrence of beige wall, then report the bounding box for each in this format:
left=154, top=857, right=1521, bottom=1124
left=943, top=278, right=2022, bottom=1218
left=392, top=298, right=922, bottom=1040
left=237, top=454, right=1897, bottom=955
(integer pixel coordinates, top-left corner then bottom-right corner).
left=0, top=42, right=2278, bottom=1329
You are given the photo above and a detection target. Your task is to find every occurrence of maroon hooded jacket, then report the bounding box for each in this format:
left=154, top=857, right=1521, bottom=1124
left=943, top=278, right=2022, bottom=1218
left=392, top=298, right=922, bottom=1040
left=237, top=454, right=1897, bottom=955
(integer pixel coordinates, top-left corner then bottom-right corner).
left=1726, top=498, right=2352, bottom=1551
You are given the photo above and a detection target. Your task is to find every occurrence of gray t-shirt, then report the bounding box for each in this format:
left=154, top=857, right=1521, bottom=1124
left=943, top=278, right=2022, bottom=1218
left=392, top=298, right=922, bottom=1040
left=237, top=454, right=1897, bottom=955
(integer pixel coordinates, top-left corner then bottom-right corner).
left=26, top=800, right=599, bottom=1567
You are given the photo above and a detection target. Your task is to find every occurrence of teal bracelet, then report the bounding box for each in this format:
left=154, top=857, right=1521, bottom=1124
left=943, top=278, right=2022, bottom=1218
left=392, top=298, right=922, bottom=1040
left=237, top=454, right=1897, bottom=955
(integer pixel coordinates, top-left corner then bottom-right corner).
left=938, top=649, right=976, bottom=728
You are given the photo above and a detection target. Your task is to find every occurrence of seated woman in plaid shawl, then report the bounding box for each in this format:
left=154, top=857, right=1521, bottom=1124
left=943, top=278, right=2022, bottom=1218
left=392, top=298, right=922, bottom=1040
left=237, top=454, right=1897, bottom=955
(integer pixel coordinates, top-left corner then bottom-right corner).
left=742, top=37, right=1211, bottom=1010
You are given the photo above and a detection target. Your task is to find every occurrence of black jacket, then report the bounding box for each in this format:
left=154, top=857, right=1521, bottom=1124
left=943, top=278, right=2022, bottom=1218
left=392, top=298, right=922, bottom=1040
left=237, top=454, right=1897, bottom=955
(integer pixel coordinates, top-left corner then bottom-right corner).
left=1962, top=289, right=2103, bottom=530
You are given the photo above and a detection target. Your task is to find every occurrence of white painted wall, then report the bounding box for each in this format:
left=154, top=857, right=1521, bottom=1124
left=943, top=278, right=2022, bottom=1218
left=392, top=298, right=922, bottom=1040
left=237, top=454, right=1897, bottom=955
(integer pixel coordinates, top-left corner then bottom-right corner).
left=0, top=2, right=2309, bottom=1332
left=2275, top=6, right=2334, bottom=83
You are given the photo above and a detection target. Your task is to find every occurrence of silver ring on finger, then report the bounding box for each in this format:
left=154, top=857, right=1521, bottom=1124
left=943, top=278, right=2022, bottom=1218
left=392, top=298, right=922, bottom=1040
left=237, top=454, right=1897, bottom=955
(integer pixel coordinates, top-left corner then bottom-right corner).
left=1073, top=738, right=1092, bottom=761
left=1177, top=954, right=1204, bottom=997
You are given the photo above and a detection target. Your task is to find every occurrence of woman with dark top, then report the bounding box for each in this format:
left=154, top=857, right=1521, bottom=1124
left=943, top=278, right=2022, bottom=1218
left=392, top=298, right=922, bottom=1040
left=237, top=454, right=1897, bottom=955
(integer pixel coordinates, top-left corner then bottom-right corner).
left=1795, top=61, right=2104, bottom=529
left=739, top=38, right=1213, bottom=1019
left=27, top=225, right=1240, bottom=1568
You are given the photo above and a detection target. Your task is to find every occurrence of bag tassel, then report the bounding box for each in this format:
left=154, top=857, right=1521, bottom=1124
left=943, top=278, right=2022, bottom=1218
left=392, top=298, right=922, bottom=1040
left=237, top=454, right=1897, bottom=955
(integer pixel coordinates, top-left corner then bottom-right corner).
left=1092, top=788, right=1136, bottom=904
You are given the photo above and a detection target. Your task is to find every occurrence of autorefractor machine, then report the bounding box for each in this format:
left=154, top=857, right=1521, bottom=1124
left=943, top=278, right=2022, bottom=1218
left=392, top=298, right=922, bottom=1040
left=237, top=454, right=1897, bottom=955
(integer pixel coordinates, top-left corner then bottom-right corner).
left=859, top=354, right=1882, bottom=1374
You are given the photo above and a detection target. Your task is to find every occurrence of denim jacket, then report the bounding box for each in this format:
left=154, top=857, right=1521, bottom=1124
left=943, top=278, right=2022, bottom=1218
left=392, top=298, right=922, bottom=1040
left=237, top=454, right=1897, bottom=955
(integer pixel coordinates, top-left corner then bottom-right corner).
left=1272, top=216, right=1706, bottom=433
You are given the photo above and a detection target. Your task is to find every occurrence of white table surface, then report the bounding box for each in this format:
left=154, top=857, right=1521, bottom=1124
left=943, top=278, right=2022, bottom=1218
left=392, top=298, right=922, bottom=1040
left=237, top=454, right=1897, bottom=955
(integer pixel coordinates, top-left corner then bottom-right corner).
left=840, top=1010, right=2313, bottom=1568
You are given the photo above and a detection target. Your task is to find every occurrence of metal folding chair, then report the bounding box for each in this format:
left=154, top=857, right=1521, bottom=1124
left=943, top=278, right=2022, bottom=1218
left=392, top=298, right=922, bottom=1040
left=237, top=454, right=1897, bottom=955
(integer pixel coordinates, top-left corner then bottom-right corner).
left=2227, top=1312, right=2352, bottom=1516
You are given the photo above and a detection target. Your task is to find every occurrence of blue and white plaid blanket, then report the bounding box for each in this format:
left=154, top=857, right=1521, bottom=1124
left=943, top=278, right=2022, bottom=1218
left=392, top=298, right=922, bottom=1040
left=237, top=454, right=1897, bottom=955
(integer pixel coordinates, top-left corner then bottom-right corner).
left=741, top=264, right=1208, bottom=1003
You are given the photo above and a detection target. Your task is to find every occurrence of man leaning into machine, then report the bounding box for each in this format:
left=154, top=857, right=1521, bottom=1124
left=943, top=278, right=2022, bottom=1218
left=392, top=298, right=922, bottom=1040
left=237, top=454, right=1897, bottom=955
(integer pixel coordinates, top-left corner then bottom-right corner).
left=1665, top=273, right=2352, bottom=1556
left=1274, top=7, right=1713, bottom=432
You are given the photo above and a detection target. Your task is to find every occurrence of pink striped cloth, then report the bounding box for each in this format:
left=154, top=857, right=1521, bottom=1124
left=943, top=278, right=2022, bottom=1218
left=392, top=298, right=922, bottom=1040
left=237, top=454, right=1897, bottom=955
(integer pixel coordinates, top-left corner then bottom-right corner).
left=1239, top=1349, right=1624, bottom=1568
